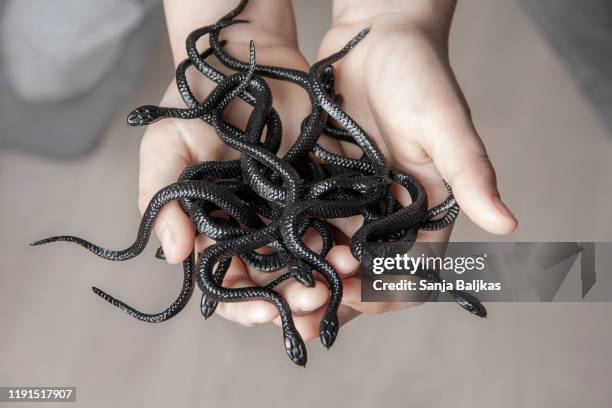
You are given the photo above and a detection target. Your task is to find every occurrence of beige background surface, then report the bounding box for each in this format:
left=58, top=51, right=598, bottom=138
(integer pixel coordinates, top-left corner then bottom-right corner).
left=2, top=0, right=612, bottom=407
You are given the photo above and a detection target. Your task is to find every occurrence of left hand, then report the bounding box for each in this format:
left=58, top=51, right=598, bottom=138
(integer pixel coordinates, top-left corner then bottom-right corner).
left=272, top=0, right=518, bottom=338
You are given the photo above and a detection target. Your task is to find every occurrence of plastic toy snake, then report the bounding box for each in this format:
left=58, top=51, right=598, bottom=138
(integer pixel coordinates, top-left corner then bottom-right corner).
left=33, top=0, right=485, bottom=366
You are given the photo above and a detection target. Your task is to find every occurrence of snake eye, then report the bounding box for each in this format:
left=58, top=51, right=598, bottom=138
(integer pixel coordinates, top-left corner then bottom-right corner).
left=374, top=176, right=387, bottom=184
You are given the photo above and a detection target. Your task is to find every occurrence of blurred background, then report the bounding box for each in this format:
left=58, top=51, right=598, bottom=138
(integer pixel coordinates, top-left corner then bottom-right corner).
left=1, top=0, right=612, bottom=406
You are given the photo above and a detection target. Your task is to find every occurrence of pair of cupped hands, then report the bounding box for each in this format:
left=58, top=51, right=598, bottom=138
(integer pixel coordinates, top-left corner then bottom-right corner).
left=138, top=0, right=517, bottom=341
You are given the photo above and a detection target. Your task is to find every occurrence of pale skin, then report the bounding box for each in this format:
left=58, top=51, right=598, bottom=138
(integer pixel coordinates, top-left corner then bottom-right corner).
left=138, top=0, right=518, bottom=341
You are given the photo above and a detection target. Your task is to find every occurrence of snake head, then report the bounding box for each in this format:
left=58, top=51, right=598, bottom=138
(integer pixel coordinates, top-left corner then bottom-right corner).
left=288, top=260, right=315, bottom=287
left=154, top=246, right=165, bottom=260
left=127, top=105, right=162, bottom=126
left=200, top=293, right=218, bottom=319
left=354, top=175, right=391, bottom=195
left=450, top=290, right=487, bottom=318
left=284, top=331, right=307, bottom=366
left=320, top=65, right=336, bottom=96
left=319, top=310, right=339, bottom=349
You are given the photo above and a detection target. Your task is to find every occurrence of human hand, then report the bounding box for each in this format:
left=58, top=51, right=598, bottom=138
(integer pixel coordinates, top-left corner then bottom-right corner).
left=139, top=0, right=347, bottom=329
left=299, top=0, right=519, bottom=322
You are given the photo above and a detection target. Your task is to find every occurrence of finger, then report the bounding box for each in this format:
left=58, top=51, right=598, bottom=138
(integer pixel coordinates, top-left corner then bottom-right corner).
left=341, top=277, right=421, bottom=315
left=276, top=280, right=330, bottom=316
left=247, top=227, right=332, bottom=315
left=425, top=125, right=518, bottom=235
left=373, top=88, right=517, bottom=235
left=272, top=305, right=360, bottom=342
left=362, top=33, right=517, bottom=235
left=138, top=120, right=195, bottom=264
left=248, top=267, right=331, bottom=316
left=379, top=97, right=518, bottom=236
left=214, top=258, right=279, bottom=327
left=385, top=168, right=454, bottom=243
left=206, top=235, right=330, bottom=323
left=218, top=268, right=330, bottom=323
left=326, top=245, right=360, bottom=278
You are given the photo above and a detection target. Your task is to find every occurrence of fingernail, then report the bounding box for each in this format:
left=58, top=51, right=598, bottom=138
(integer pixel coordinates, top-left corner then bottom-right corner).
left=156, top=221, right=174, bottom=262
left=492, top=195, right=516, bottom=221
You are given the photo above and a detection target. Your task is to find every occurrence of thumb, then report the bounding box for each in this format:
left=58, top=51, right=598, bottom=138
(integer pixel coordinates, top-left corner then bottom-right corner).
left=367, top=46, right=518, bottom=235
left=425, top=118, right=518, bottom=235
left=138, top=120, right=195, bottom=263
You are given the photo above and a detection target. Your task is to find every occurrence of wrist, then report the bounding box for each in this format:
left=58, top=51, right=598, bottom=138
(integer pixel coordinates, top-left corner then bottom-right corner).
left=332, top=0, right=456, bottom=37
left=163, top=0, right=297, bottom=65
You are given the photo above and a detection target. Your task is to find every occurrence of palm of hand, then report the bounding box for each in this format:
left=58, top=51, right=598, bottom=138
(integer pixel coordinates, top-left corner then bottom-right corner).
left=317, top=21, right=461, bottom=243
left=140, top=22, right=354, bottom=338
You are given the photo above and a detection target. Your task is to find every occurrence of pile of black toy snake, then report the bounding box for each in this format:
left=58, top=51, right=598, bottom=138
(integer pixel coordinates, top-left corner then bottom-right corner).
left=32, top=0, right=486, bottom=366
